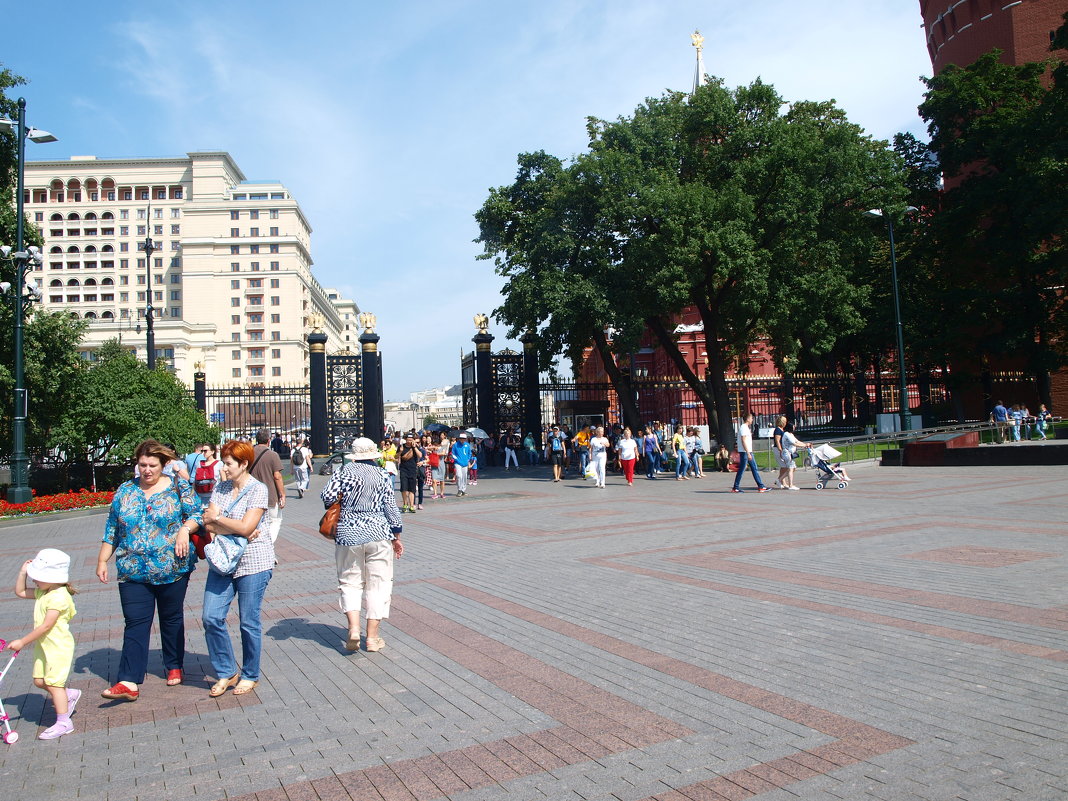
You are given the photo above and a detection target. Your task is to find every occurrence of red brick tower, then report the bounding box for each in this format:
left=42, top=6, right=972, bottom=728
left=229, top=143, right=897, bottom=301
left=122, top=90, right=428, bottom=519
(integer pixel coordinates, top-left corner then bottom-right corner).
left=920, top=0, right=1067, bottom=72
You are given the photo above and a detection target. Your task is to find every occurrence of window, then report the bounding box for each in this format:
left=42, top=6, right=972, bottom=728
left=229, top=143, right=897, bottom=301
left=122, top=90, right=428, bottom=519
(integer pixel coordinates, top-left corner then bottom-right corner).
left=90, top=192, right=98, bottom=201
left=232, top=368, right=241, bottom=377
left=137, top=209, right=146, bottom=219
left=249, top=210, right=259, bottom=220
left=270, top=209, right=279, bottom=219
left=154, top=271, right=163, bottom=281
left=270, top=279, right=279, bottom=288
left=269, top=244, right=279, bottom=253
left=154, top=208, right=162, bottom=218
left=250, top=262, right=260, bottom=271
left=171, top=241, right=180, bottom=251
left=123, top=191, right=132, bottom=200
left=171, top=225, right=180, bottom=235
left=250, top=228, right=259, bottom=237
left=249, top=348, right=265, bottom=359
left=231, top=245, right=240, bottom=255
left=231, top=297, right=240, bottom=307
left=269, top=227, right=278, bottom=236
left=170, top=274, right=180, bottom=284
left=232, top=333, right=240, bottom=342
left=271, top=314, right=280, bottom=323
left=171, top=208, right=181, bottom=218
left=120, top=210, right=129, bottom=221
left=231, top=262, right=240, bottom=271
left=272, top=367, right=281, bottom=377
left=120, top=275, right=129, bottom=285
left=270, top=261, right=279, bottom=270
left=230, top=227, right=240, bottom=237
left=173, top=189, right=183, bottom=199
left=156, top=190, right=165, bottom=200
left=231, top=315, right=240, bottom=325
left=154, top=291, right=162, bottom=301
left=230, top=210, right=239, bottom=220
left=34, top=212, right=43, bottom=222
left=232, top=193, right=246, bottom=200
left=170, top=307, right=180, bottom=317
left=248, top=313, right=263, bottom=323
left=170, top=291, right=180, bottom=301
left=231, top=280, right=240, bottom=289
left=137, top=291, right=146, bottom=302
left=248, top=366, right=264, bottom=377
left=271, top=348, right=281, bottom=359
left=84, top=294, right=97, bottom=302
left=137, top=226, right=146, bottom=236
left=247, top=278, right=263, bottom=288
left=270, top=296, right=280, bottom=306
left=232, top=350, right=241, bottom=360
left=139, top=190, right=149, bottom=200
left=108, top=191, right=116, bottom=201
left=249, top=245, right=259, bottom=254
left=101, top=293, right=114, bottom=302
left=271, top=331, right=281, bottom=341
left=248, top=295, right=263, bottom=306
left=120, top=243, right=129, bottom=252
left=271, top=193, right=285, bottom=199
left=137, top=273, right=146, bottom=284
left=248, top=330, right=264, bottom=341
left=153, top=225, right=163, bottom=236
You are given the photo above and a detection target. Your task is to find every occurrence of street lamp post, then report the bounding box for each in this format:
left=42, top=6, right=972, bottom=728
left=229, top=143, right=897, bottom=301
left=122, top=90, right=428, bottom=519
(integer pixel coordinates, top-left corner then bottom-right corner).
left=0, top=98, right=56, bottom=503
left=141, top=202, right=158, bottom=369
left=866, top=208, right=916, bottom=433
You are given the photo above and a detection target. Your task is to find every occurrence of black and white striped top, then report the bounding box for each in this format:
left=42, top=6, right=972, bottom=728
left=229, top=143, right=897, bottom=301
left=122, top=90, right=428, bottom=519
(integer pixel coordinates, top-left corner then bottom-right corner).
left=320, top=461, right=403, bottom=546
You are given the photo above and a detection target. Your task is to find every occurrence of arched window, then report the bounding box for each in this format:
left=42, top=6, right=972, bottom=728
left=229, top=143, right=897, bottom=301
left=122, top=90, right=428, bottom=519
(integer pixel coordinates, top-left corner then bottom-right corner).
left=66, top=278, right=80, bottom=287
left=50, top=213, right=63, bottom=222
left=84, top=245, right=97, bottom=253
left=49, top=279, right=62, bottom=288
left=101, top=277, right=114, bottom=286
left=101, top=310, right=114, bottom=320
left=50, top=246, right=62, bottom=254
left=101, top=245, right=114, bottom=253
left=101, top=212, right=114, bottom=220
left=84, top=311, right=97, bottom=320
left=66, top=178, right=81, bottom=190
left=69, top=312, right=80, bottom=319
left=84, top=212, right=97, bottom=221
left=67, top=212, right=80, bottom=221
left=66, top=245, right=80, bottom=254
left=84, top=278, right=97, bottom=287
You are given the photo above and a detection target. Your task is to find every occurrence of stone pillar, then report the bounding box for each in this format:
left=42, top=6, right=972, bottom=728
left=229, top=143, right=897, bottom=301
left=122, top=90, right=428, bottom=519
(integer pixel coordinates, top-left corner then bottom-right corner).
left=473, top=329, right=495, bottom=436
left=193, top=370, right=207, bottom=413
left=360, top=330, right=384, bottom=441
left=521, top=331, right=542, bottom=447
left=308, top=331, right=328, bottom=455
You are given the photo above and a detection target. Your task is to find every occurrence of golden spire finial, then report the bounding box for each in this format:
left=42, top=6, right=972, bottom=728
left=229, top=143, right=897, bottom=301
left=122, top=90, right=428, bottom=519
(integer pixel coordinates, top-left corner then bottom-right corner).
left=691, top=30, right=704, bottom=52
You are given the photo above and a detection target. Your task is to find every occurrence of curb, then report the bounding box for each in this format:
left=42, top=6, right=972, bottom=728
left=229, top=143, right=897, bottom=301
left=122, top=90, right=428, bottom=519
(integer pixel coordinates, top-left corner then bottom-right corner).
left=0, top=504, right=110, bottom=529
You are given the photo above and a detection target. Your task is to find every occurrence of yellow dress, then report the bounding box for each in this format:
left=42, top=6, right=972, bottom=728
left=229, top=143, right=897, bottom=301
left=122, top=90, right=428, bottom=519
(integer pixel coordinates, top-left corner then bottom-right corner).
left=32, top=587, right=76, bottom=687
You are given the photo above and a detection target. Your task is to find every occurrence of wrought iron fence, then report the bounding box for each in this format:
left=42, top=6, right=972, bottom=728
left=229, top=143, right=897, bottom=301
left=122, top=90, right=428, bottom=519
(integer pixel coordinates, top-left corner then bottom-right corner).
left=192, top=384, right=312, bottom=441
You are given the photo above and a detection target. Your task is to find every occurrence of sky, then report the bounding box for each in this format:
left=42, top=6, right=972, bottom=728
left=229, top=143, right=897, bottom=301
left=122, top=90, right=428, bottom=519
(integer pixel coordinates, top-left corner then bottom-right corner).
left=4, top=0, right=934, bottom=401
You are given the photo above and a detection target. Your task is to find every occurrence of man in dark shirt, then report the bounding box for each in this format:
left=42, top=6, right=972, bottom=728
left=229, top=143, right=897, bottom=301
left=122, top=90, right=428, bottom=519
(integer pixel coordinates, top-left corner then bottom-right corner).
left=253, top=429, right=287, bottom=544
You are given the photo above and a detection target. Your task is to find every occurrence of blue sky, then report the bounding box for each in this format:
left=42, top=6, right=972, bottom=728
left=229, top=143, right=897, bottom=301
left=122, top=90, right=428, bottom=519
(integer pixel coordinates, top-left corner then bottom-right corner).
left=5, top=1, right=933, bottom=400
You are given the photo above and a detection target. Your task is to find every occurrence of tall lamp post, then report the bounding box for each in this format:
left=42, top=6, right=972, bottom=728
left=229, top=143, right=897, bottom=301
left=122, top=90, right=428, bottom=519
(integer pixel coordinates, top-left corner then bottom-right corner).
left=141, top=201, right=158, bottom=369
left=866, top=207, right=916, bottom=433
left=0, top=98, right=57, bottom=503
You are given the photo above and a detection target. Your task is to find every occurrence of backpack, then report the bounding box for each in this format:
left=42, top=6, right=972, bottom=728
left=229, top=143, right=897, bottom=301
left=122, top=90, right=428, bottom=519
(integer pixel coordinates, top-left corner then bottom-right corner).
left=194, top=461, right=217, bottom=495
left=551, top=434, right=563, bottom=452
left=292, top=448, right=304, bottom=466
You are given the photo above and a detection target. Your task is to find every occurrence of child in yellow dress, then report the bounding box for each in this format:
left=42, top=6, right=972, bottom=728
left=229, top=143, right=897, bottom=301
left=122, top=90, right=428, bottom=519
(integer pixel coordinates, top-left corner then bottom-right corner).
left=6, top=549, right=79, bottom=740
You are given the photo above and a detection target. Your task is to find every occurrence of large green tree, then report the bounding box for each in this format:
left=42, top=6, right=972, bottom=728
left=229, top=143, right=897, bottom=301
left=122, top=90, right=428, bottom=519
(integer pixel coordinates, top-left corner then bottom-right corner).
left=918, top=15, right=1068, bottom=405
left=479, top=77, right=904, bottom=445
left=50, top=340, right=219, bottom=463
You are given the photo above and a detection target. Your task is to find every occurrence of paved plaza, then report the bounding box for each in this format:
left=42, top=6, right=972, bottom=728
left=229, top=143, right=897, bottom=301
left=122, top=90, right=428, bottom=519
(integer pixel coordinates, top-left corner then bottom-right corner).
left=0, top=461, right=1066, bottom=801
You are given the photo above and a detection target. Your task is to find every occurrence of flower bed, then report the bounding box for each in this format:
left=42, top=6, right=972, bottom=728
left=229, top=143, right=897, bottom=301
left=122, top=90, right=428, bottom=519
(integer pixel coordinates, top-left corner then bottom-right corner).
left=0, top=488, right=114, bottom=518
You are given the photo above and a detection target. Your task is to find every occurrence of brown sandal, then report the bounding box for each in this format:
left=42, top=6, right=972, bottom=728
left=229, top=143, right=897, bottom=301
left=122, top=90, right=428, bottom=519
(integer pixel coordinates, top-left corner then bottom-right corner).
left=209, top=673, right=239, bottom=697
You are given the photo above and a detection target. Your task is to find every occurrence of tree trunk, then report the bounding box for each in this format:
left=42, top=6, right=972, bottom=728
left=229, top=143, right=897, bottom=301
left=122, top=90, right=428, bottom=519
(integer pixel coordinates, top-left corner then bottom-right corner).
left=591, top=329, right=642, bottom=433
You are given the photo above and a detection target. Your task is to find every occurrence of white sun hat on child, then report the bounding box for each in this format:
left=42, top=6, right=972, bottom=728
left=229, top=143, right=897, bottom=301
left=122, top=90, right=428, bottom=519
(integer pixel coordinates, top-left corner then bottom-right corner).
left=27, top=548, right=70, bottom=584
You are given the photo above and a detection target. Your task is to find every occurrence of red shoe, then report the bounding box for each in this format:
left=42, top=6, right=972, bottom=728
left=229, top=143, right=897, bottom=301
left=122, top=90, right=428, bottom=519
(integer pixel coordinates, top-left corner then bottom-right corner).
left=101, top=682, right=139, bottom=701
left=166, top=669, right=183, bottom=686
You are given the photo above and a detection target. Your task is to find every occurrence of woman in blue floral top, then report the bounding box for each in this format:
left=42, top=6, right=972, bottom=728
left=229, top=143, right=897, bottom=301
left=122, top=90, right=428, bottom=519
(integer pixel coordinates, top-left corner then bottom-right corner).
left=96, top=439, right=204, bottom=702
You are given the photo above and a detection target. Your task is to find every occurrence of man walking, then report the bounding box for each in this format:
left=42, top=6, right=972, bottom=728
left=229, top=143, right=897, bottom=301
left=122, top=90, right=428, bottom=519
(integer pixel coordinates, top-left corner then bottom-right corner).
left=252, top=429, right=287, bottom=542
left=451, top=432, right=472, bottom=497
left=291, top=436, right=313, bottom=498
left=732, top=413, right=770, bottom=493
left=545, top=425, right=568, bottom=483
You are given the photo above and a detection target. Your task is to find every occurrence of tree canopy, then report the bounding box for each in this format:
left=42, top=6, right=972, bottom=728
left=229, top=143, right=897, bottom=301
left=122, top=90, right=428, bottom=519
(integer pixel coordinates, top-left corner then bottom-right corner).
left=478, top=77, right=904, bottom=444
left=918, top=15, right=1068, bottom=404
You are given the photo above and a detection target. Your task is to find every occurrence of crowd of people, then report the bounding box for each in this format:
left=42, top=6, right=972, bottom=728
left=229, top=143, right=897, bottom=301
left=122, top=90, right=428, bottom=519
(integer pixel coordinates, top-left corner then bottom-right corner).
left=989, top=401, right=1053, bottom=443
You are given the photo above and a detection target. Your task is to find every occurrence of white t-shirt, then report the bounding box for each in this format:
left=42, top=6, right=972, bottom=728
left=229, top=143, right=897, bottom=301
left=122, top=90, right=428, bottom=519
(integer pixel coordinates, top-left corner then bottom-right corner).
left=292, top=446, right=312, bottom=468
left=738, top=422, right=753, bottom=454
left=590, top=436, right=609, bottom=457
left=617, top=438, right=638, bottom=461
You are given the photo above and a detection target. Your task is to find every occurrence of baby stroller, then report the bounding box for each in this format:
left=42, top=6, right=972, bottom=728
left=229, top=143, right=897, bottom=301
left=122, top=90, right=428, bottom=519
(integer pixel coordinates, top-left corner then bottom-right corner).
left=0, top=639, right=19, bottom=743
left=808, top=444, right=851, bottom=490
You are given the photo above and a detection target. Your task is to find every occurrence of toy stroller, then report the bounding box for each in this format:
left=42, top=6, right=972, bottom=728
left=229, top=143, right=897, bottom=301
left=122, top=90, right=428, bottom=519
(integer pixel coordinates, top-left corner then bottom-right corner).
left=808, top=444, right=851, bottom=490
left=0, top=639, right=19, bottom=743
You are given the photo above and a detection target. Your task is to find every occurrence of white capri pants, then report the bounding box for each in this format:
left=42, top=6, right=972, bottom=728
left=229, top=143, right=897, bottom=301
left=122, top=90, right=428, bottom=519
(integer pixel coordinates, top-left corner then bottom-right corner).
left=336, top=540, right=394, bottom=620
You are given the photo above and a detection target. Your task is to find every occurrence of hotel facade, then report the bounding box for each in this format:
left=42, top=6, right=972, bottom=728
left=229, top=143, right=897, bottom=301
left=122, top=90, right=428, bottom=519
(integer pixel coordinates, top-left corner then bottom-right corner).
left=21, top=150, right=356, bottom=386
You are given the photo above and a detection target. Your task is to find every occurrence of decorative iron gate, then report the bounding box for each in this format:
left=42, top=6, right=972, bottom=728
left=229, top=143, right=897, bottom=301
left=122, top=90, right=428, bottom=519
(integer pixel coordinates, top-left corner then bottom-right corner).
left=326, top=352, right=364, bottom=452
left=492, top=349, right=523, bottom=431
left=200, top=384, right=311, bottom=440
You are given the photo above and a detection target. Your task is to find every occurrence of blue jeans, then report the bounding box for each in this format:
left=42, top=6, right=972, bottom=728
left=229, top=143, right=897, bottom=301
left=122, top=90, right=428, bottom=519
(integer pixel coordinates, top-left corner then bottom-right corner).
left=733, top=452, right=766, bottom=490
left=202, top=569, right=272, bottom=681
left=116, top=573, right=191, bottom=684
left=577, top=447, right=589, bottom=474
left=675, top=450, right=690, bottom=478
left=645, top=452, right=657, bottom=478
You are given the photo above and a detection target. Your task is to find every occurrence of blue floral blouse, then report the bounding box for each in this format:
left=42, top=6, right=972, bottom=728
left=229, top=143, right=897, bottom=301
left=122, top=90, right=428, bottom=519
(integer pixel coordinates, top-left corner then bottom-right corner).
left=103, top=477, right=204, bottom=584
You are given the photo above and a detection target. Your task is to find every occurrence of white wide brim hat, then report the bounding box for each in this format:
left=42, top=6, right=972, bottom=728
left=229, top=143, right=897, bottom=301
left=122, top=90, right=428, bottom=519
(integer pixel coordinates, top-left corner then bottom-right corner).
left=349, top=437, right=383, bottom=461
left=27, top=548, right=71, bottom=584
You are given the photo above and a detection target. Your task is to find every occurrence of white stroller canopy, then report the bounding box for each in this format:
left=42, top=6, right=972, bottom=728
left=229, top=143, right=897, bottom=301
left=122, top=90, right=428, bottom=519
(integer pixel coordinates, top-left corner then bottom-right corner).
left=811, top=444, right=842, bottom=461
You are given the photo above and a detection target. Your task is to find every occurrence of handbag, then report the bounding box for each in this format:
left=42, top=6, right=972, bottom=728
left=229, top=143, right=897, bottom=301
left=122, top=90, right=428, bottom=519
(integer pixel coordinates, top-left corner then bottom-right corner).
left=203, top=482, right=256, bottom=575
left=319, top=492, right=343, bottom=539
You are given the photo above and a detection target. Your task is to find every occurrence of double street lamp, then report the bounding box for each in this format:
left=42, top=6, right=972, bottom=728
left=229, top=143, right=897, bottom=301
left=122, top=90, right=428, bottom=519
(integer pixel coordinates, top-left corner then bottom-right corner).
left=0, top=98, right=57, bottom=503
left=866, top=207, right=916, bottom=434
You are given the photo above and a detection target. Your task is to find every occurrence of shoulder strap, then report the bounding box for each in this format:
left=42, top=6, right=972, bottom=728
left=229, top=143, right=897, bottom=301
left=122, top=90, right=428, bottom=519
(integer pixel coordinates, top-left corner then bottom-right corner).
left=250, top=447, right=269, bottom=471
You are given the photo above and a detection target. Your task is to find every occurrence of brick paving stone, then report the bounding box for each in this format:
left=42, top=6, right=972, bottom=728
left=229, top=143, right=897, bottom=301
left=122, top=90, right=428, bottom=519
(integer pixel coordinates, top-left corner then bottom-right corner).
left=2, top=465, right=1068, bottom=800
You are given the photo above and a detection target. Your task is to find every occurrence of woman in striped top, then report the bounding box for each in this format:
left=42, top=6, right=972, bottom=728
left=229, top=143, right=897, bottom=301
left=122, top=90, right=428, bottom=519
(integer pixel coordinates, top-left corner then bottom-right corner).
left=321, top=437, right=404, bottom=653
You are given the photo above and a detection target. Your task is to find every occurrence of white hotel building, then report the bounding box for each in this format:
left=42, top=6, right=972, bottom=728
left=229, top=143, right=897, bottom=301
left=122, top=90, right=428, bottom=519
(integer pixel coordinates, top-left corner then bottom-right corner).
left=22, top=151, right=357, bottom=385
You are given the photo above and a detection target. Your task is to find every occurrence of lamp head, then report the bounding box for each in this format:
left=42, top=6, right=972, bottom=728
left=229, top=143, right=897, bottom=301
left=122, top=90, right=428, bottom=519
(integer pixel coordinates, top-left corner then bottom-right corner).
left=0, top=118, right=13, bottom=135
left=27, top=128, right=57, bottom=144
left=0, top=282, right=11, bottom=294
left=0, top=245, right=11, bottom=258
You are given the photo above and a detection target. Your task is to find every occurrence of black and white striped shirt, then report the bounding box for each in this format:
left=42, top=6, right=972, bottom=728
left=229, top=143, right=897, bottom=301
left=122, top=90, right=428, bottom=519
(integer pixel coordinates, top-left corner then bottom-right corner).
left=320, top=461, right=402, bottom=546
